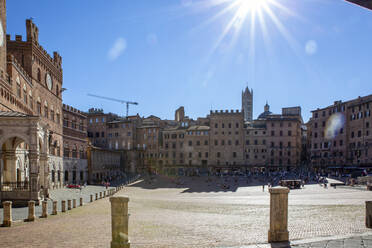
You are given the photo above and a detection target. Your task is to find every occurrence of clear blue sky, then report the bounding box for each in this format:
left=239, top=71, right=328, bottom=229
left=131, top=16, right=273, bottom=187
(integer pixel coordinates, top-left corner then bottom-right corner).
left=6, top=0, right=372, bottom=122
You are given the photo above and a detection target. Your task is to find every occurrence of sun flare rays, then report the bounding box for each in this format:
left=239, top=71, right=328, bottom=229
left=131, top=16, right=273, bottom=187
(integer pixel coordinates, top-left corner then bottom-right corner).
left=187, top=0, right=300, bottom=65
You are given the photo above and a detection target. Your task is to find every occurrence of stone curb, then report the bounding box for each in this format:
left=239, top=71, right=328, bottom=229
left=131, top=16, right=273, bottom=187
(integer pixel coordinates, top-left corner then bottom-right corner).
left=226, top=232, right=372, bottom=248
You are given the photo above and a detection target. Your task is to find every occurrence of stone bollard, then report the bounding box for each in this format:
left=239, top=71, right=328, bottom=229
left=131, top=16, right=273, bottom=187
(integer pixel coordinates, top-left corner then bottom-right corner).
left=366, top=201, right=372, bottom=228
left=100, top=192, right=102, bottom=199
left=68, top=199, right=72, bottom=210
left=90, top=194, right=93, bottom=202
left=104, top=191, right=106, bottom=198
left=62, top=200, right=66, bottom=212
left=41, top=200, right=48, bottom=218
left=96, top=193, right=98, bottom=200
left=110, top=196, right=130, bottom=248
left=268, top=187, right=289, bottom=243
left=2, top=201, right=12, bottom=227
left=80, top=197, right=83, bottom=207
left=73, top=199, right=77, bottom=208
left=52, top=201, right=58, bottom=215
left=27, top=200, right=36, bottom=222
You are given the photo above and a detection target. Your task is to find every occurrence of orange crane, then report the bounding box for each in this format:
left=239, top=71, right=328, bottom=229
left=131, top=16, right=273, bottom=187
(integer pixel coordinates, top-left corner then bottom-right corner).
left=87, top=93, right=138, bottom=117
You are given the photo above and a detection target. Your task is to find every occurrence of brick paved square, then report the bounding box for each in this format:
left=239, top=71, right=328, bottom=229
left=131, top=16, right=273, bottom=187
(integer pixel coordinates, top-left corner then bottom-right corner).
left=1, top=177, right=372, bottom=248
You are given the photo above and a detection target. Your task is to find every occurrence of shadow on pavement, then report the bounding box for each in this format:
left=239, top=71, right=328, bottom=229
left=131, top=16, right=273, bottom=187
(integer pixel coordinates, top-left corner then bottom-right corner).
left=128, top=175, right=318, bottom=193
left=270, top=241, right=292, bottom=248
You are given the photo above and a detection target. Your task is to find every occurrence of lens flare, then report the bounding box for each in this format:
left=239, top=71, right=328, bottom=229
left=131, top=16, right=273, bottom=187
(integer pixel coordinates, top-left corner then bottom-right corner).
left=325, top=113, right=345, bottom=140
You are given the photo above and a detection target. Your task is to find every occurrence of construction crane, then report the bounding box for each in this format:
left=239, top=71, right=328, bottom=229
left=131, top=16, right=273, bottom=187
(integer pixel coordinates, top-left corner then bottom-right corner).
left=87, top=93, right=139, bottom=117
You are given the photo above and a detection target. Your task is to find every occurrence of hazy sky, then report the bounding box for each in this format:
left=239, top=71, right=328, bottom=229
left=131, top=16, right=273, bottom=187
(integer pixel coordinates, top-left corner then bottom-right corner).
left=6, top=0, right=372, bottom=122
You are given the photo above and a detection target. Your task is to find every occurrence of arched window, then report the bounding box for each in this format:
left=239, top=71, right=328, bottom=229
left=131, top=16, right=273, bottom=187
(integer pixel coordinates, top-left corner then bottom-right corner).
left=72, top=145, right=77, bottom=158
left=79, top=146, right=85, bottom=159
left=63, top=144, right=70, bottom=158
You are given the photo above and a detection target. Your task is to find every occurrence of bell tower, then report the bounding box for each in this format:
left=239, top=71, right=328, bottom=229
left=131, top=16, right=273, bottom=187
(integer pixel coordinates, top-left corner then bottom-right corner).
left=242, top=86, right=253, bottom=122
left=0, top=0, right=6, bottom=74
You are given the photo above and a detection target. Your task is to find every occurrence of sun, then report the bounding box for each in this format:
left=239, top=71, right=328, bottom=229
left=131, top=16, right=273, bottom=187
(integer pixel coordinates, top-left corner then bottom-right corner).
left=237, top=0, right=268, bottom=16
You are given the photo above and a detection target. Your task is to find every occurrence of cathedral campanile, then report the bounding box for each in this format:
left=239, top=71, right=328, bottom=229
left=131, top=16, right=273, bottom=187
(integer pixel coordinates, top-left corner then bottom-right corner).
left=242, top=86, right=253, bottom=122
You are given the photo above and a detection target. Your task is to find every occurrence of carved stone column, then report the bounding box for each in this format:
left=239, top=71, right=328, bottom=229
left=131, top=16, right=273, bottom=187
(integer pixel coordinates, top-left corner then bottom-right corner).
left=3, top=152, right=16, bottom=183
left=28, top=152, right=40, bottom=202
left=39, top=153, right=49, bottom=192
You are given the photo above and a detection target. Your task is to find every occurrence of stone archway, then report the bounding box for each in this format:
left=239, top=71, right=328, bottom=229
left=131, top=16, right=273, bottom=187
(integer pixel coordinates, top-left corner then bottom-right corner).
left=0, top=114, right=48, bottom=205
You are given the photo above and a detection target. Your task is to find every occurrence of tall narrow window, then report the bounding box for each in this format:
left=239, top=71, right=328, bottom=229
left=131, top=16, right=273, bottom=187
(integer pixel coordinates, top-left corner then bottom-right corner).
left=37, top=100, right=42, bottom=115
left=50, top=108, right=55, bottom=121
left=44, top=101, right=48, bottom=118
left=37, top=68, right=41, bottom=81
left=23, top=85, right=27, bottom=104
left=29, top=91, right=33, bottom=110
left=16, top=77, right=21, bottom=98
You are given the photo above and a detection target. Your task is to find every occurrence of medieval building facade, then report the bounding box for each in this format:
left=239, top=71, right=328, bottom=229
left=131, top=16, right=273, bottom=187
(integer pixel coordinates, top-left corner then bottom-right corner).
left=62, top=104, right=88, bottom=185
left=309, top=94, right=372, bottom=169
left=0, top=0, right=64, bottom=205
